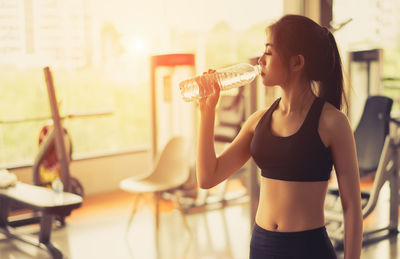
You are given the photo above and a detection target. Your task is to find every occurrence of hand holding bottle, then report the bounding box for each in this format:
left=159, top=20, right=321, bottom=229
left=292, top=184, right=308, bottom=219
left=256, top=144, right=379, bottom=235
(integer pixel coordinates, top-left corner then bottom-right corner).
left=179, top=63, right=261, bottom=102
left=196, top=69, right=220, bottom=111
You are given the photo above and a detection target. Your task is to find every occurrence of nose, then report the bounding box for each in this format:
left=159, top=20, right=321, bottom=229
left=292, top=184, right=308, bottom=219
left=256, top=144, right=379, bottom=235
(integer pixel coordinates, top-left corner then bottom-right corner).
left=258, top=54, right=265, bottom=66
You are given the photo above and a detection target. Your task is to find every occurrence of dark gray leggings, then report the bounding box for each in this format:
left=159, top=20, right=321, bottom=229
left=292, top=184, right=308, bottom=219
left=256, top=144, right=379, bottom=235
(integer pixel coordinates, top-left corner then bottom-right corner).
left=250, top=223, right=337, bottom=259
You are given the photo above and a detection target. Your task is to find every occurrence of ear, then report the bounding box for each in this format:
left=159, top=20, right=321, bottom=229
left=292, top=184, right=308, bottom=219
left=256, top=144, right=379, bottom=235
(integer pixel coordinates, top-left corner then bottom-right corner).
left=289, top=54, right=305, bottom=72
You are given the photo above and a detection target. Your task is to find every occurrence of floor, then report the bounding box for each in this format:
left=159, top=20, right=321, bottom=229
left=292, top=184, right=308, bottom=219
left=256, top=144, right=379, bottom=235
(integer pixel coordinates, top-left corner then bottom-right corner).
left=1, top=179, right=400, bottom=259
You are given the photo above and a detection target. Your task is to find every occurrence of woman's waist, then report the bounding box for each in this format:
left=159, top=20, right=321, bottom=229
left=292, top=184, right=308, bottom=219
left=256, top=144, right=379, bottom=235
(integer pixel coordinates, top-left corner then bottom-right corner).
left=255, top=199, right=326, bottom=232
left=255, top=215, right=326, bottom=233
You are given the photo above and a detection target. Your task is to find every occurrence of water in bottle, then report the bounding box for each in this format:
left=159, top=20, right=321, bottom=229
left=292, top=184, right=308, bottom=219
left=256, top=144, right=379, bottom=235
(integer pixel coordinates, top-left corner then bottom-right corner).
left=179, top=63, right=261, bottom=102
left=52, top=177, right=64, bottom=204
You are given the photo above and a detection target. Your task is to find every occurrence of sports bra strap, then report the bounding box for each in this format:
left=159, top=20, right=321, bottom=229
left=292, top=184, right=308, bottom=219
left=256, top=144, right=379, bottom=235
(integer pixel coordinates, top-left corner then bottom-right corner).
left=302, top=97, right=324, bottom=134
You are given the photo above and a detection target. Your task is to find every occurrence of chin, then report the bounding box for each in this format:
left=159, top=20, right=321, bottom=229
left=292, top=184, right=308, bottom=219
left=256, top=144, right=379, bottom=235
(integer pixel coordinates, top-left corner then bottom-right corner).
left=262, top=78, right=276, bottom=87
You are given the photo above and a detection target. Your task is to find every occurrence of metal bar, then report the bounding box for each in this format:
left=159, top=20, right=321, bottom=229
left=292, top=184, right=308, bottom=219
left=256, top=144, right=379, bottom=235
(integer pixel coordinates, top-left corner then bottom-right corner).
left=0, top=226, right=44, bottom=248
left=173, top=192, right=191, bottom=236
left=8, top=212, right=41, bottom=227
left=45, top=243, right=63, bottom=259
left=39, top=213, right=53, bottom=244
left=367, top=61, right=371, bottom=96
left=65, top=110, right=114, bottom=119
left=154, top=192, right=160, bottom=237
left=0, top=115, right=52, bottom=124
left=383, top=77, right=400, bottom=81
left=126, top=194, right=141, bottom=232
left=154, top=192, right=161, bottom=256
left=389, top=146, right=399, bottom=231
left=363, top=226, right=391, bottom=237
left=150, top=57, right=158, bottom=161
left=0, top=198, right=10, bottom=228
left=0, top=110, right=114, bottom=124
left=0, top=217, right=63, bottom=259
left=43, top=67, right=70, bottom=192
left=361, top=136, right=392, bottom=218
left=383, top=86, right=400, bottom=90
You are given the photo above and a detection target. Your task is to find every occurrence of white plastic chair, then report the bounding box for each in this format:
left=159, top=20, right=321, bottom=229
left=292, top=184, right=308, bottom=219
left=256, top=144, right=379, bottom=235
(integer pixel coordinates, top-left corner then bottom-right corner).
left=120, top=136, right=191, bottom=239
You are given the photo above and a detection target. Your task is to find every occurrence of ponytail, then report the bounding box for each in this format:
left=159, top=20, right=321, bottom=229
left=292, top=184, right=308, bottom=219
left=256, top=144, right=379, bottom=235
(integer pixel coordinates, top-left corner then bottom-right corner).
left=319, top=30, right=344, bottom=110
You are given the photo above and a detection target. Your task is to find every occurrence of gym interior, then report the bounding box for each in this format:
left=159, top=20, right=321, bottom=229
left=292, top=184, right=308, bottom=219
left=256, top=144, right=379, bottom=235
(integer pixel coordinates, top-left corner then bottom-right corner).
left=1, top=0, right=400, bottom=258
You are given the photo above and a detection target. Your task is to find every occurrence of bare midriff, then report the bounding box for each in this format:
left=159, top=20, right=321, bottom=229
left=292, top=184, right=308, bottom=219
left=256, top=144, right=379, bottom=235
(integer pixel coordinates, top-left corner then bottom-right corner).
left=255, top=176, right=329, bottom=232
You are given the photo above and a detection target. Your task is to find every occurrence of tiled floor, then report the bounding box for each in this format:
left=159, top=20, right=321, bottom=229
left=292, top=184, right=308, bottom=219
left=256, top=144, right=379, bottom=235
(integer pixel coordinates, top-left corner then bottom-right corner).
left=1, top=180, right=400, bottom=259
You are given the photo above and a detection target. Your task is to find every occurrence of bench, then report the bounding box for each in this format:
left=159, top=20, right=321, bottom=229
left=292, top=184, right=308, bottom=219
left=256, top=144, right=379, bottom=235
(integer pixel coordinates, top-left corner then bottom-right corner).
left=0, top=182, right=82, bottom=259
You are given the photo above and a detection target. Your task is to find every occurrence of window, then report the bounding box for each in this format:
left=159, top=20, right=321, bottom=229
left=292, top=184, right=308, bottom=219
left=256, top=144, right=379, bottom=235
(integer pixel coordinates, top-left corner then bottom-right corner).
left=0, top=0, right=282, bottom=167
left=334, top=0, right=400, bottom=116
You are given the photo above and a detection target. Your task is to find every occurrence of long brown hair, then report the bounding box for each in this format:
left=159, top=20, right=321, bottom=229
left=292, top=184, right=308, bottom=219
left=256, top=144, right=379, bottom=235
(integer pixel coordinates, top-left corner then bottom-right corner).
left=268, top=14, right=346, bottom=110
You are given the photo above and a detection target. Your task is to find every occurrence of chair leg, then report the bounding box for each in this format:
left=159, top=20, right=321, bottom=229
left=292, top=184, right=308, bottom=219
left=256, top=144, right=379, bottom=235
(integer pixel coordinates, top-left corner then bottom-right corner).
left=154, top=192, right=161, bottom=244
left=215, top=179, right=228, bottom=202
left=173, top=192, right=191, bottom=236
left=126, top=194, right=141, bottom=232
left=389, top=159, right=399, bottom=232
left=195, top=188, right=209, bottom=207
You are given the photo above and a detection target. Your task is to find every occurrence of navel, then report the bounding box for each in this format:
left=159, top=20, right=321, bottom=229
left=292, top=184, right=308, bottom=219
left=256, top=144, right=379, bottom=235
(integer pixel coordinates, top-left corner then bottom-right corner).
left=272, top=223, right=279, bottom=230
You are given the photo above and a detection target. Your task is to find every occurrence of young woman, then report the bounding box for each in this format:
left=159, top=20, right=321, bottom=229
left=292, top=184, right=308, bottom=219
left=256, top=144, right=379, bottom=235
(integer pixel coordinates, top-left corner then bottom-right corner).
left=196, top=15, right=363, bottom=259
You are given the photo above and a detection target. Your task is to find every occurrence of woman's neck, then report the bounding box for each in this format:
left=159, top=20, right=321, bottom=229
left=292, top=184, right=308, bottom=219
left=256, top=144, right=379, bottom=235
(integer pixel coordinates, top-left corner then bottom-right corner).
left=279, top=81, right=315, bottom=115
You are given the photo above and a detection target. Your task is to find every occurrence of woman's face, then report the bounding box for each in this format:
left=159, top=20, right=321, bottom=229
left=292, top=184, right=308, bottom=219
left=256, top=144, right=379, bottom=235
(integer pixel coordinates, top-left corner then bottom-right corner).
left=258, top=34, right=288, bottom=87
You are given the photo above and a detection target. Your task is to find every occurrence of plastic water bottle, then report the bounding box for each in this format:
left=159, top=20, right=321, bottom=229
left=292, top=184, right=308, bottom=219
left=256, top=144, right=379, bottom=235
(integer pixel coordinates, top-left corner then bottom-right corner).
left=52, top=177, right=64, bottom=204
left=179, top=63, right=261, bottom=102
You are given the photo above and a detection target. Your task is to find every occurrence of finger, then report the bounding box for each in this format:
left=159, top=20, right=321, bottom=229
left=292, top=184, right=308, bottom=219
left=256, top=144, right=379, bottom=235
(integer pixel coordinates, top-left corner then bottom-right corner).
left=213, top=80, right=220, bottom=95
left=204, top=73, right=213, bottom=97
left=194, top=75, right=204, bottom=97
left=201, top=74, right=211, bottom=98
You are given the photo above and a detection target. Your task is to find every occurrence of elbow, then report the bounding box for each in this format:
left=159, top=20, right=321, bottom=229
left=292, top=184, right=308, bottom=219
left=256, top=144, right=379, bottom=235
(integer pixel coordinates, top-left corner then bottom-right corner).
left=196, top=167, right=212, bottom=189
left=197, top=172, right=216, bottom=189
left=196, top=164, right=218, bottom=189
left=198, top=178, right=213, bottom=189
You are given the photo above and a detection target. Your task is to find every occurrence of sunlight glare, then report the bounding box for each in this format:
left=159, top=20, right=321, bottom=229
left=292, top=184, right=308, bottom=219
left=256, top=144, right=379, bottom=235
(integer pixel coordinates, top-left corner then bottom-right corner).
left=127, top=37, right=149, bottom=55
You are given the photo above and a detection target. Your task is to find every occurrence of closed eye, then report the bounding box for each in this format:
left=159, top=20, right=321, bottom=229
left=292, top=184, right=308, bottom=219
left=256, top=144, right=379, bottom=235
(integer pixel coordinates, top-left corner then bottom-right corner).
left=264, top=52, right=272, bottom=55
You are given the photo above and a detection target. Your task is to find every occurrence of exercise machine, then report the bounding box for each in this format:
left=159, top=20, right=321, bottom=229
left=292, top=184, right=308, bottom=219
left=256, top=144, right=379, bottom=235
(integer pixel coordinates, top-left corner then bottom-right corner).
left=0, top=67, right=83, bottom=259
left=325, top=96, right=400, bottom=248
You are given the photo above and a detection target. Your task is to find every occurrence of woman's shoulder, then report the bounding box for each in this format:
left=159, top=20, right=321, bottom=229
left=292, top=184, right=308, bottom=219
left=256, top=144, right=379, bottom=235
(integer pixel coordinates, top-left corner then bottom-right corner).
left=320, top=101, right=349, bottom=127
left=319, top=101, right=352, bottom=144
left=244, top=98, right=281, bottom=132
left=240, top=108, right=268, bottom=134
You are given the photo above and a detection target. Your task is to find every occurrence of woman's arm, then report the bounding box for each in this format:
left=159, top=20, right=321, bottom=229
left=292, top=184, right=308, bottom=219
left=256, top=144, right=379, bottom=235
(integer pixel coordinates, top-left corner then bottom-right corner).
left=328, top=110, right=363, bottom=259
left=197, top=105, right=263, bottom=189
left=196, top=101, right=219, bottom=189
left=196, top=71, right=263, bottom=189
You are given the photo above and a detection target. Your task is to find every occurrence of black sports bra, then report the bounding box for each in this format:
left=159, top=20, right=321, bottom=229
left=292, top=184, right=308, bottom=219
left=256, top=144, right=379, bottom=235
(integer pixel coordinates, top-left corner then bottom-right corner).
left=250, top=97, right=333, bottom=182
